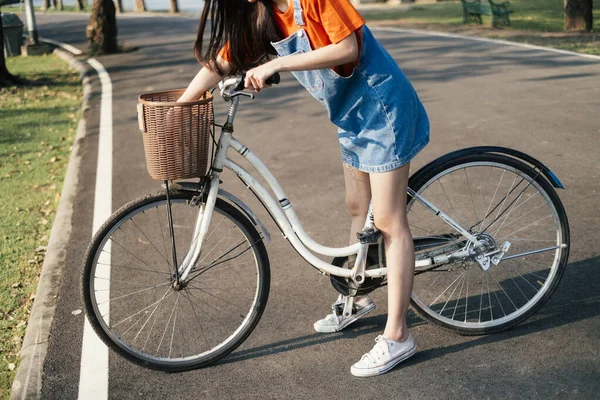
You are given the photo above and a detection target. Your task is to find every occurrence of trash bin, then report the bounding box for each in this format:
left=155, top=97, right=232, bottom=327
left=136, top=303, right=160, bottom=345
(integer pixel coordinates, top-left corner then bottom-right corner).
left=2, top=13, right=24, bottom=57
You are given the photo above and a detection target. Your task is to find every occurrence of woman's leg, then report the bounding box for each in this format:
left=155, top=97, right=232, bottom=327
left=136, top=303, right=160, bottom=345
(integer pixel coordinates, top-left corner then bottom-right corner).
left=369, top=163, right=414, bottom=343
left=313, top=164, right=374, bottom=333
left=343, top=163, right=371, bottom=244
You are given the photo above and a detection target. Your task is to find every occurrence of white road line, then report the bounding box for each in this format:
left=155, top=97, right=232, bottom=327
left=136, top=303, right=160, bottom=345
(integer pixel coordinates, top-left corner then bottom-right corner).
left=39, top=37, right=83, bottom=56
left=371, top=27, right=600, bottom=61
left=78, top=57, right=112, bottom=400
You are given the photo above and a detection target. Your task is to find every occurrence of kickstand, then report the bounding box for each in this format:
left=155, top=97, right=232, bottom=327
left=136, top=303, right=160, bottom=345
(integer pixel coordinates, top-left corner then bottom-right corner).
left=342, top=295, right=355, bottom=319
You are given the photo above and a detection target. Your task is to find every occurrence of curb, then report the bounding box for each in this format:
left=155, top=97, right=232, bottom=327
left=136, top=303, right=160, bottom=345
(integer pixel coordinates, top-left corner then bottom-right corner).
left=10, top=46, right=94, bottom=400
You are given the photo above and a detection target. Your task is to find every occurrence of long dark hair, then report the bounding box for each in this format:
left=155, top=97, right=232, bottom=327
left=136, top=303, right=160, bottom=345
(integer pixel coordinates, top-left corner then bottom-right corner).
left=195, top=0, right=283, bottom=75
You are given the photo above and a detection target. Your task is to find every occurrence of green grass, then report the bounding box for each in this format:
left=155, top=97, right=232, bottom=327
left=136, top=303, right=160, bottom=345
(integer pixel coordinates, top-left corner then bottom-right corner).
left=365, top=0, right=600, bottom=32
left=0, top=54, right=82, bottom=399
left=363, top=0, right=600, bottom=55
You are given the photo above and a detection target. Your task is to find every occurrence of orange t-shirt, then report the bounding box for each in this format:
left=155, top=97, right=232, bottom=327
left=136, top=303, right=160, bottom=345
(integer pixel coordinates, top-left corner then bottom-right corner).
left=219, top=0, right=365, bottom=76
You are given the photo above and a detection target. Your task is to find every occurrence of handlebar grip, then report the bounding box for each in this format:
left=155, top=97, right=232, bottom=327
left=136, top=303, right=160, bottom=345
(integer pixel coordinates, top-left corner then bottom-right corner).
left=266, top=73, right=281, bottom=85
left=236, top=72, right=281, bottom=90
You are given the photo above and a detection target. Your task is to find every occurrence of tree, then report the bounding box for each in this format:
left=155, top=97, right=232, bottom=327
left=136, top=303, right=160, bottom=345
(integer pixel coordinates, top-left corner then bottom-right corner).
left=169, top=0, right=178, bottom=14
left=564, top=0, right=593, bottom=32
left=133, top=0, right=146, bottom=12
left=86, top=0, right=118, bottom=54
left=114, top=0, right=124, bottom=13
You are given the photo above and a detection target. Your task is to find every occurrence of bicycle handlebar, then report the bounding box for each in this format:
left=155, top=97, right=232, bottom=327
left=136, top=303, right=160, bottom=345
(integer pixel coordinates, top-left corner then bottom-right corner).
left=234, top=72, right=281, bottom=91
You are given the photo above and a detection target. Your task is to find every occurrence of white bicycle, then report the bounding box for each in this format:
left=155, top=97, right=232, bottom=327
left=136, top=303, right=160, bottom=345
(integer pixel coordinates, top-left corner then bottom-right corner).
left=82, top=74, right=570, bottom=372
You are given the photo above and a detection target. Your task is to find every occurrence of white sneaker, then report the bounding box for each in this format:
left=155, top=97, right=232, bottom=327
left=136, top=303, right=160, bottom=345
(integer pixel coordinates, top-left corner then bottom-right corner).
left=313, top=295, right=375, bottom=333
left=350, top=333, right=417, bottom=377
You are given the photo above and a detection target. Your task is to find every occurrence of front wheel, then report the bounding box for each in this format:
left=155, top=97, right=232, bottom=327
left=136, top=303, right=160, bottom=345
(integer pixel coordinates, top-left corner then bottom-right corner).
left=82, top=191, right=270, bottom=371
left=408, top=154, right=570, bottom=335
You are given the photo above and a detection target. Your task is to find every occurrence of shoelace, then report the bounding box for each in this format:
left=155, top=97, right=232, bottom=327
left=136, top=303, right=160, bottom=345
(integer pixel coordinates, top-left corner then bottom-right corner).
left=361, top=335, right=389, bottom=365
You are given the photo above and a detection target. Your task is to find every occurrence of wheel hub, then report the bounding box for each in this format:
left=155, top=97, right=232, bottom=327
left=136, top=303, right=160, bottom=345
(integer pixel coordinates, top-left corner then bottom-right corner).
left=468, top=233, right=497, bottom=271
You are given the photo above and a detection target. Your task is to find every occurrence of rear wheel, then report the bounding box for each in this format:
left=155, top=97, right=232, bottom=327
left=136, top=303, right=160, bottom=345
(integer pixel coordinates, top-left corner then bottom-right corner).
left=82, top=191, right=270, bottom=371
left=408, top=154, right=569, bottom=335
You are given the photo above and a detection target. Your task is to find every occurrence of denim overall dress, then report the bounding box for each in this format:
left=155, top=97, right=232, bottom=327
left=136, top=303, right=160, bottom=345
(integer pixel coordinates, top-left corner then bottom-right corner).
left=270, top=0, right=430, bottom=173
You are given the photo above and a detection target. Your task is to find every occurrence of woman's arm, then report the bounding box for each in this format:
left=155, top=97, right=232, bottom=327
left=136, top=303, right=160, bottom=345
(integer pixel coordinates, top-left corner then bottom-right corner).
left=244, top=32, right=359, bottom=91
left=178, top=56, right=232, bottom=102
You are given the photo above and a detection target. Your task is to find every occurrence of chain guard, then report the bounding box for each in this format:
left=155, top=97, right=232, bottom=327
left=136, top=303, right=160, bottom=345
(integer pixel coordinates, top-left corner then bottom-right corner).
left=330, top=242, right=387, bottom=297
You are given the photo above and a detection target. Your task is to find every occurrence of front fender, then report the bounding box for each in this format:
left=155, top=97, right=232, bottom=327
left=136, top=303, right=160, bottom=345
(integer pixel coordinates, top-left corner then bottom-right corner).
left=409, top=146, right=564, bottom=189
left=167, top=181, right=271, bottom=243
left=217, top=189, right=271, bottom=243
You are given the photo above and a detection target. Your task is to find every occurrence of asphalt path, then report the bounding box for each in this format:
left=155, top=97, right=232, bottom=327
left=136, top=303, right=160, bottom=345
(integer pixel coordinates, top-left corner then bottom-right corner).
left=29, top=13, right=600, bottom=400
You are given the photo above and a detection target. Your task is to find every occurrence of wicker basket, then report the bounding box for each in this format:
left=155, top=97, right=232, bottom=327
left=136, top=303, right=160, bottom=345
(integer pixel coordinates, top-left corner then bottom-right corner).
left=137, top=89, right=214, bottom=180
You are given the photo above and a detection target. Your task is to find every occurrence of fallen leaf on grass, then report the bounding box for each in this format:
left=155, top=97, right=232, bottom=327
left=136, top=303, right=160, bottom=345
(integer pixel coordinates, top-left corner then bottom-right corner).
left=8, top=363, right=15, bottom=371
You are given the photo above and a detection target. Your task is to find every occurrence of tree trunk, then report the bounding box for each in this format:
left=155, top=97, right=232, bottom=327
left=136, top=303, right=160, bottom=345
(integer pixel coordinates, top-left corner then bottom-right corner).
left=133, top=0, right=146, bottom=12
left=0, top=6, right=25, bottom=87
left=56, top=0, right=64, bottom=11
left=42, top=0, right=51, bottom=11
left=86, top=0, right=119, bottom=55
left=169, top=0, right=179, bottom=14
left=114, top=0, right=124, bottom=13
left=76, top=0, right=85, bottom=11
left=564, top=0, right=593, bottom=32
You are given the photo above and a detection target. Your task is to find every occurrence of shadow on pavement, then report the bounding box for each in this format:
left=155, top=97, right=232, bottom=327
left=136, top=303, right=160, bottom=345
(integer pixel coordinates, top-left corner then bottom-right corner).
left=218, top=255, right=599, bottom=367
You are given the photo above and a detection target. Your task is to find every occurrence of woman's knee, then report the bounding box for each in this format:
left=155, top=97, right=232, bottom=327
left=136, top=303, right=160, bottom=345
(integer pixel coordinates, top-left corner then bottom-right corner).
left=345, top=193, right=370, bottom=218
left=374, top=211, right=410, bottom=237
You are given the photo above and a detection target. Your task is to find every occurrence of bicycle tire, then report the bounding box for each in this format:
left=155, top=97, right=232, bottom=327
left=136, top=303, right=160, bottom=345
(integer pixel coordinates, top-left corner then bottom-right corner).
left=407, top=153, right=570, bottom=335
left=82, top=191, right=270, bottom=371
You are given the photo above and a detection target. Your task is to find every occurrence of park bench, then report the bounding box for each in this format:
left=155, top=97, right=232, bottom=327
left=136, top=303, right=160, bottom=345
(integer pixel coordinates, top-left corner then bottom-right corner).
left=461, top=0, right=513, bottom=28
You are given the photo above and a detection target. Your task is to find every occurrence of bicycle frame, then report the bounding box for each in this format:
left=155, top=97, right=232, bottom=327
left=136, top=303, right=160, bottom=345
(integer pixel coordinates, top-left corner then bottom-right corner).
left=177, top=95, right=486, bottom=283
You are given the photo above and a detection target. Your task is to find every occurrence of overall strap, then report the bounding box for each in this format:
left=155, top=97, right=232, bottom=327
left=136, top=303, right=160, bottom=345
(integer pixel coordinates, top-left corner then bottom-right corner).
left=292, top=0, right=305, bottom=26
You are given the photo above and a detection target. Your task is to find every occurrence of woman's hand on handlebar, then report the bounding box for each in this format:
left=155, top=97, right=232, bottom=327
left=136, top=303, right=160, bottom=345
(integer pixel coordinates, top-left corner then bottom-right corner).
left=244, top=62, right=279, bottom=92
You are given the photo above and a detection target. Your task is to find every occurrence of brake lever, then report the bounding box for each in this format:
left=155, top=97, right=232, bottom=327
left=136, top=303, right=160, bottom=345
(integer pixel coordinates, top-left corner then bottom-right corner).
left=219, top=72, right=280, bottom=101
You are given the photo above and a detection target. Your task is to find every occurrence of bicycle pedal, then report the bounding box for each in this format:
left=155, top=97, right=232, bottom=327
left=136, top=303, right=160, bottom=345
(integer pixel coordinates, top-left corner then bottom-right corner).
left=357, top=228, right=381, bottom=244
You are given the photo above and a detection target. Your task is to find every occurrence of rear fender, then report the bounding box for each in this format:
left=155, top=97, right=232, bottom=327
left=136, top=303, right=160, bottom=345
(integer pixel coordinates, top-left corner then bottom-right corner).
left=409, top=146, right=564, bottom=190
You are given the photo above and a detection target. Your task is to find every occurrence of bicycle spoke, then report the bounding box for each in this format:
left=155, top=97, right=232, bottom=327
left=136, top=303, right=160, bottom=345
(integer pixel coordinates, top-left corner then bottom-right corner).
left=168, top=296, right=180, bottom=358
left=182, top=290, right=211, bottom=350
left=478, top=169, right=505, bottom=232
left=111, top=289, right=173, bottom=328
left=187, top=283, right=247, bottom=317
left=450, top=269, right=468, bottom=320
left=110, top=237, right=170, bottom=277
left=156, top=295, right=179, bottom=354
left=96, top=281, right=171, bottom=305
left=96, top=261, right=165, bottom=276
left=497, top=215, right=553, bottom=242
left=463, top=167, right=479, bottom=223
left=135, top=293, right=167, bottom=345
left=491, top=192, right=541, bottom=237
left=430, top=270, right=466, bottom=308
left=130, top=215, right=173, bottom=271
left=85, top=194, right=267, bottom=367
left=154, top=207, right=171, bottom=266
